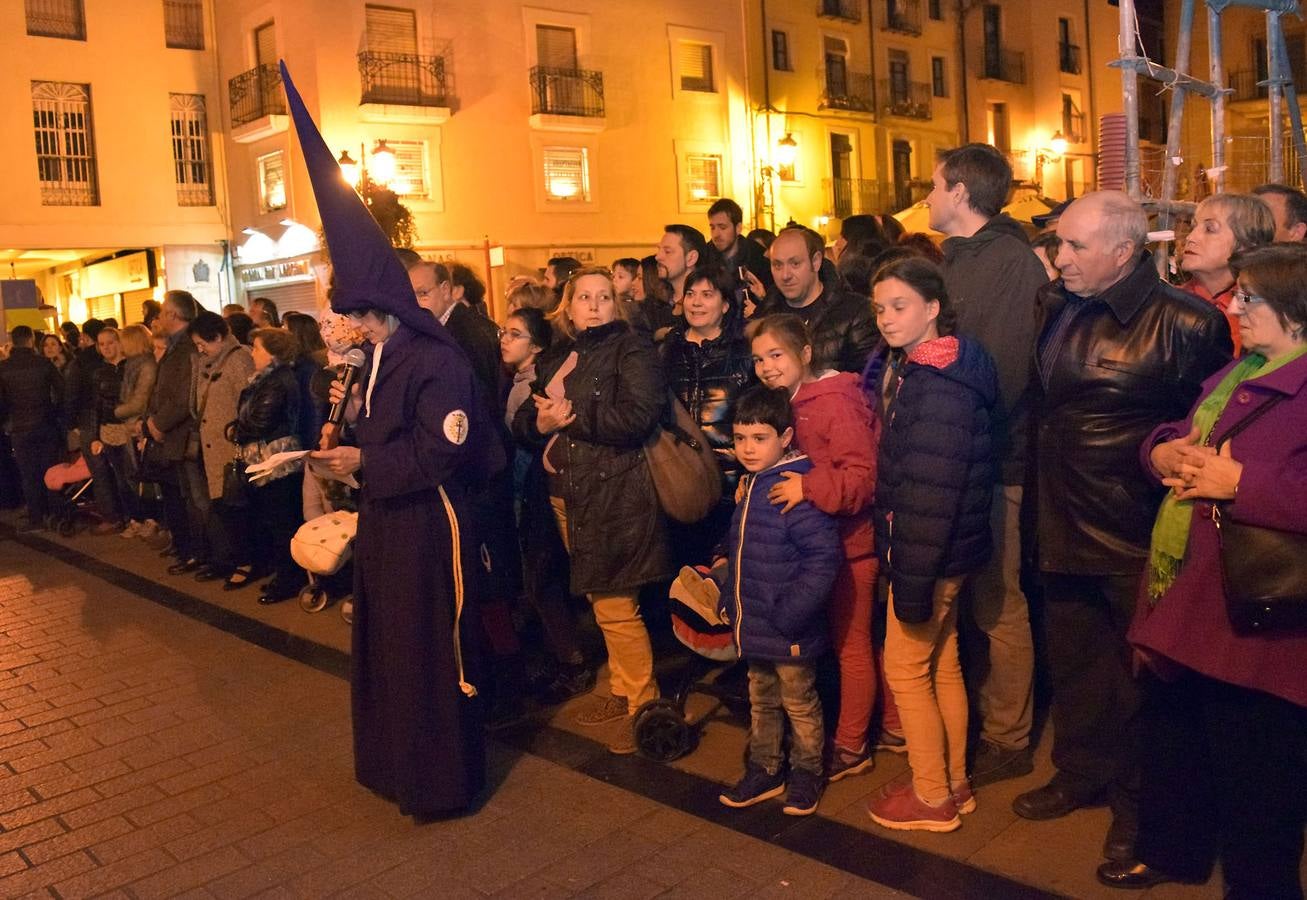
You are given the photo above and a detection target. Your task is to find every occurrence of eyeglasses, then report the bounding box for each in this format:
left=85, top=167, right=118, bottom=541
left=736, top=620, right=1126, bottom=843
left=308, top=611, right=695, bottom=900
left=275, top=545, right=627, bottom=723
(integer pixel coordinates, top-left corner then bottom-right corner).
left=500, top=328, right=530, bottom=342
left=1230, top=289, right=1268, bottom=308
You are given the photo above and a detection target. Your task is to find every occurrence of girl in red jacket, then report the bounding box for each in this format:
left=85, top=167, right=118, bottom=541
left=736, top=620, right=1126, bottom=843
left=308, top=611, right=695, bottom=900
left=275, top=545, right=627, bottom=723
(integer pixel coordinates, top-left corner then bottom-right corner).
left=748, top=313, right=899, bottom=780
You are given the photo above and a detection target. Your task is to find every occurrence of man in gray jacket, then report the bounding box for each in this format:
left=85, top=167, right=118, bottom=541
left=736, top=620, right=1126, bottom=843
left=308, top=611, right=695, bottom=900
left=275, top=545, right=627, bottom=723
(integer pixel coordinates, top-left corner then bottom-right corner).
left=926, top=143, right=1049, bottom=786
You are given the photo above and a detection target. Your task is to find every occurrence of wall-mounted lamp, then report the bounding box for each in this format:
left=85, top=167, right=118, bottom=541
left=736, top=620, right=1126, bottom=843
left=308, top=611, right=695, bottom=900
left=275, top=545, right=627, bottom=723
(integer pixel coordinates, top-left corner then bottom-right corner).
left=775, top=133, right=799, bottom=168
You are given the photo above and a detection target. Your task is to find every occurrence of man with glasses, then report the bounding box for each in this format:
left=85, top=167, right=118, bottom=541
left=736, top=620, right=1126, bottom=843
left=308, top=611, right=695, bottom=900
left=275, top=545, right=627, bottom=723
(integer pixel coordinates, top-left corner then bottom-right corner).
left=1017, top=191, right=1232, bottom=864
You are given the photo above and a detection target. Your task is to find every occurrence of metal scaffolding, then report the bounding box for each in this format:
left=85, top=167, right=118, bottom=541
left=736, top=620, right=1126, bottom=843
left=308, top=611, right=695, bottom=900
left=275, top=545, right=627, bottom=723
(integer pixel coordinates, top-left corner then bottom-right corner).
left=1112, top=0, right=1307, bottom=219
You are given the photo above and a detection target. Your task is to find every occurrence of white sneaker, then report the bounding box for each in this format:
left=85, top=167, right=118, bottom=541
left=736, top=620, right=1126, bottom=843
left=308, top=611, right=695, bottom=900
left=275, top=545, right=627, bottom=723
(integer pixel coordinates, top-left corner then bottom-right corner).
left=120, top=520, right=142, bottom=539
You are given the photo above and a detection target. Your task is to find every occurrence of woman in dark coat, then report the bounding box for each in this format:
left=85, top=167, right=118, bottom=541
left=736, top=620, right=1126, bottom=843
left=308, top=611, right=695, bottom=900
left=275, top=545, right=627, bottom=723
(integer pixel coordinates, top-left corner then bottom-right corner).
left=1105, top=245, right=1307, bottom=896
left=513, top=266, right=672, bottom=753
left=660, top=264, right=755, bottom=563
left=234, top=328, right=304, bottom=604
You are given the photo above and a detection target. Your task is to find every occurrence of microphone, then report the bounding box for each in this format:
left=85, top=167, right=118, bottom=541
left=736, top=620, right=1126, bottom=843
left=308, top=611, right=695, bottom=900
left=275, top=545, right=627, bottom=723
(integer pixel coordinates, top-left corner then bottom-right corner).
left=326, top=348, right=368, bottom=428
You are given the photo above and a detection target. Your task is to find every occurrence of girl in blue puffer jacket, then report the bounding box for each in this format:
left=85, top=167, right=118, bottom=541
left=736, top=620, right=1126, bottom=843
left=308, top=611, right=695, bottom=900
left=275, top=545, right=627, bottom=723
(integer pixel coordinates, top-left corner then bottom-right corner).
left=712, top=385, right=841, bottom=818
left=861, top=256, right=998, bottom=835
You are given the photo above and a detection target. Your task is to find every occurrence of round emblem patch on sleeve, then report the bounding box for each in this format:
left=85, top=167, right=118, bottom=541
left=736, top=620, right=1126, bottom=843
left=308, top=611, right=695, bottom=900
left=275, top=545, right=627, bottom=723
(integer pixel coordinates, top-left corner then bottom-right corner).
left=443, top=410, right=469, bottom=445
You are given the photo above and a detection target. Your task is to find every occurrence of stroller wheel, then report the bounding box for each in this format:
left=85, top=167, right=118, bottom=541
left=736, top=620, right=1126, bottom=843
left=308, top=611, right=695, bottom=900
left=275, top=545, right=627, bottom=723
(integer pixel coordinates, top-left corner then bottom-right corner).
left=340, top=599, right=354, bottom=625
left=298, top=584, right=330, bottom=613
left=633, top=699, right=691, bottom=762
left=57, top=518, right=77, bottom=538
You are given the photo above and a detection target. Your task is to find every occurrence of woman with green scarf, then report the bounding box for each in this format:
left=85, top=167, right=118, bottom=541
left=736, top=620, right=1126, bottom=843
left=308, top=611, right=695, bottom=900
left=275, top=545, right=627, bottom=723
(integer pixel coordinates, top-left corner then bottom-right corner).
left=1098, top=245, right=1307, bottom=896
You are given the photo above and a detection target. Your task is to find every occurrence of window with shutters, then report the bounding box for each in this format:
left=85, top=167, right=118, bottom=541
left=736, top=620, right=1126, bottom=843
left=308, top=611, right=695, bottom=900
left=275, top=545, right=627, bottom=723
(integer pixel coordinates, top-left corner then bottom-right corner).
left=536, top=25, right=579, bottom=70
left=678, top=42, right=715, bottom=92
left=26, top=0, right=85, bottom=40
left=684, top=153, right=721, bottom=205
left=772, top=30, right=791, bottom=71
left=31, top=81, right=98, bottom=206
left=931, top=56, right=947, bottom=97
left=170, top=94, right=213, bottom=206
left=257, top=150, right=287, bottom=213
left=163, top=0, right=204, bottom=49
left=542, top=147, right=590, bottom=203
left=366, top=5, right=417, bottom=53
left=386, top=139, right=429, bottom=199
left=254, top=21, right=277, bottom=68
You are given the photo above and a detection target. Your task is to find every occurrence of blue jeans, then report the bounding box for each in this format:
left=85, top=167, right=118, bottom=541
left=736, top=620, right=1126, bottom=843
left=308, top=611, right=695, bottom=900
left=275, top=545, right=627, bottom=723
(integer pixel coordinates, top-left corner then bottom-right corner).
left=747, top=659, right=823, bottom=776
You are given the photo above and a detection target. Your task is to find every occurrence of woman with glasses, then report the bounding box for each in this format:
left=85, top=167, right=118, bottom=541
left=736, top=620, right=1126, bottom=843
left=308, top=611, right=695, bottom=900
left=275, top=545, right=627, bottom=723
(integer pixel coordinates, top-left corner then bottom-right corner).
left=513, top=266, right=671, bottom=754
left=1101, top=244, right=1307, bottom=895
left=1179, top=193, right=1275, bottom=355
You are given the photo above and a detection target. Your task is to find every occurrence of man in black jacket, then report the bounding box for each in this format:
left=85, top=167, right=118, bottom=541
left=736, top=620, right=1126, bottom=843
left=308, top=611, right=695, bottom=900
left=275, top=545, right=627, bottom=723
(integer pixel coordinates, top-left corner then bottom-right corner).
left=929, top=143, right=1049, bottom=787
left=703, top=198, right=772, bottom=294
left=63, top=318, right=123, bottom=528
left=146, top=291, right=203, bottom=566
left=757, top=226, right=877, bottom=373
left=0, top=326, right=64, bottom=530
left=1016, top=191, right=1232, bottom=862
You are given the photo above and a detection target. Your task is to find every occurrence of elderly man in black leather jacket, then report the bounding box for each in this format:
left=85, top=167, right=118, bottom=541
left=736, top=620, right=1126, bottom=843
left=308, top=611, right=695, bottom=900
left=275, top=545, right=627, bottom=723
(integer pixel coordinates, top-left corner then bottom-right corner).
left=1015, top=191, right=1232, bottom=864
left=756, top=226, right=878, bottom=374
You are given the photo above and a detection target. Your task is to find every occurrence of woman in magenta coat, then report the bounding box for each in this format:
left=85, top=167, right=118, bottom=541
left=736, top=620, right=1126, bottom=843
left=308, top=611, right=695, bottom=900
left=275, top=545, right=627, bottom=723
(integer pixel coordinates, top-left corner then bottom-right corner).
left=1101, top=245, right=1307, bottom=896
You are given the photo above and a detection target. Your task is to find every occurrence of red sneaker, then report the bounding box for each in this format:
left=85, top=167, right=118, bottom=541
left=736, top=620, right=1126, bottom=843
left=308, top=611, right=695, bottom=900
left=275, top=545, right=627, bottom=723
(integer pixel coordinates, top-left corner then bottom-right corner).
left=951, top=780, right=977, bottom=814
left=867, top=780, right=961, bottom=833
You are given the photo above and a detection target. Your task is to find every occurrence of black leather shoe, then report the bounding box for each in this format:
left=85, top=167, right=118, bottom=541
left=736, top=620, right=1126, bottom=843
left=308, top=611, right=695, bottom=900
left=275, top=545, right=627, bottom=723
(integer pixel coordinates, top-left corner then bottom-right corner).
left=1012, top=780, right=1103, bottom=820
left=257, top=589, right=294, bottom=605
left=167, top=558, right=203, bottom=575
left=1096, top=860, right=1171, bottom=889
left=193, top=566, right=230, bottom=583
left=1103, top=813, right=1138, bottom=862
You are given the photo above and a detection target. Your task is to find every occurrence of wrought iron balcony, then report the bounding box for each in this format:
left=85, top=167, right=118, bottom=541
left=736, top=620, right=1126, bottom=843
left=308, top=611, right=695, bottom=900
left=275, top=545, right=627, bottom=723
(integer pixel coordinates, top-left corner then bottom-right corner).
left=359, top=50, right=448, bottom=107
left=883, top=0, right=922, bottom=34
left=819, top=70, right=874, bottom=113
left=824, top=178, right=883, bottom=218
left=529, top=66, right=605, bottom=117
left=1059, top=42, right=1081, bottom=74
left=880, top=80, right=932, bottom=119
left=981, top=49, right=1026, bottom=84
left=229, top=64, right=285, bottom=128
left=818, top=0, right=862, bottom=23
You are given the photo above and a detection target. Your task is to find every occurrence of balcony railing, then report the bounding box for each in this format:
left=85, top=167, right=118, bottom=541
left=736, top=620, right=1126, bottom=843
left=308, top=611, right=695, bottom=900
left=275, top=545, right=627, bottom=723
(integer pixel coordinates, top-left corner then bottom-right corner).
left=359, top=50, right=448, bottom=107
left=818, top=0, right=862, bottom=22
left=880, top=80, right=932, bottom=119
left=1229, top=69, right=1267, bottom=101
left=529, top=66, right=605, bottom=117
left=981, top=48, right=1026, bottom=84
left=825, top=177, right=883, bottom=218
left=819, top=70, right=874, bottom=113
left=883, top=0, right=922, bottom=34
left=1062, top=109, right=1086, bottom=144
left=1059, top=42, right=1081, bottom=74
left=229, top=64, right=285, bottom=128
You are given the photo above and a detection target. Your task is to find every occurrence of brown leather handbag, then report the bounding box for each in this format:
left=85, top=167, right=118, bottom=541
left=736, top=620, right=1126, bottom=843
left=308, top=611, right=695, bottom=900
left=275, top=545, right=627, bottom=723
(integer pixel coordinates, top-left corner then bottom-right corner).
left=644, top=393, right=722, bottom=524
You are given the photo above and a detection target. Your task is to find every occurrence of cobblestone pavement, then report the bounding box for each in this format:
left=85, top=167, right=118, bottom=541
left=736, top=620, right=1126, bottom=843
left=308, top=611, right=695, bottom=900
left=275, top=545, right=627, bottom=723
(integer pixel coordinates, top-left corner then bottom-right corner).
left=0, top=525, right=1255, bottom=899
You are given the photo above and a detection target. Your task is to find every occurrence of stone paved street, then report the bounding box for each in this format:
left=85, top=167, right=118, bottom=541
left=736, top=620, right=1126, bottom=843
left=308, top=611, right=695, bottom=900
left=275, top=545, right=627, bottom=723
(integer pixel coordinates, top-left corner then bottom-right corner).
left=0, top=523, right=1283, bottom=898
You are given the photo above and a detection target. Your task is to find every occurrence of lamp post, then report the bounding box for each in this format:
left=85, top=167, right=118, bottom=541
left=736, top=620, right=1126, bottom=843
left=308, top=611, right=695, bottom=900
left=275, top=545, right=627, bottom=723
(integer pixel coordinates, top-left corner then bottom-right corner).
left=1035, top=131, right=1068, bottom=193
left=757, top=133, right=801, bottom=232
left=337, top=140, right=397, bottom=192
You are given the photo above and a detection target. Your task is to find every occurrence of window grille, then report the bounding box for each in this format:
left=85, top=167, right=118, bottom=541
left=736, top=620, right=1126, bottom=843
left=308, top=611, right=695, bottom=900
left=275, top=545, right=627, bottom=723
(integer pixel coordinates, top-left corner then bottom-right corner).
left=170, top=94, right=212, bottom=206
left=163, top=0, right=204, bottom=49
left=542, top=147, right=590, bottom=202
left=31, top=81, right=98, bottom=206
left=25, top=0, right=85, bottom=40
left=685, top=154, right=721, bottom=203
left=387, top=139, right=429, bottom=198
left=258, top=150, right=287, bottom=212
left=679, top=42, right=715, bottom=92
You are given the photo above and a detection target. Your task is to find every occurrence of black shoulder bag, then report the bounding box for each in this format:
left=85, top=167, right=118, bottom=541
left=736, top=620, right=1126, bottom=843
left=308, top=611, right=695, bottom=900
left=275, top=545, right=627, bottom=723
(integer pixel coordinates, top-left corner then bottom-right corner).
left=1210, top=395, right=1307, bottom=633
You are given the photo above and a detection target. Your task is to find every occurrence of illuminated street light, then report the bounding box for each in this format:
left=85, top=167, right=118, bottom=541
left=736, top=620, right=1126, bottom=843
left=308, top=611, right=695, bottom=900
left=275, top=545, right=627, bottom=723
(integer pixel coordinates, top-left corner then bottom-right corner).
left=1049, top=131, right=1069, bottom=157
left=370, top=140, right=397, bottom=186
left=337, top=149, right=359, bottom=187
left=775, top=132, right=798, bottom=168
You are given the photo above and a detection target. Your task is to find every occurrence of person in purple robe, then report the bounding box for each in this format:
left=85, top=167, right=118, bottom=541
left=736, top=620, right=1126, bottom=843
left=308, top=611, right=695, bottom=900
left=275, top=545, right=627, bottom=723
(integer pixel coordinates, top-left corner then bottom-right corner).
left=281, top=63, right=504, bottom=818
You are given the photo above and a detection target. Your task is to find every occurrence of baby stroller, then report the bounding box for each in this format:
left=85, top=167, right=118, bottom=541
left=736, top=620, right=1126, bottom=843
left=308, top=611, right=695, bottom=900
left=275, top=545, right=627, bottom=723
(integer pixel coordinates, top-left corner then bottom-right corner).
left=43, top=454, right=94, bottom=537
left=290, top=506, right=356, bottom=615
left=632, top=566, right=748, bottom=762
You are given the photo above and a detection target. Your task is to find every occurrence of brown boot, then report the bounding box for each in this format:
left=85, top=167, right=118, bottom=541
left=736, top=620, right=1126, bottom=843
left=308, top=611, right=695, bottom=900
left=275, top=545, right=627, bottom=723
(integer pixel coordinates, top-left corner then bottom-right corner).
left=575, top=693, right=628, bottom=727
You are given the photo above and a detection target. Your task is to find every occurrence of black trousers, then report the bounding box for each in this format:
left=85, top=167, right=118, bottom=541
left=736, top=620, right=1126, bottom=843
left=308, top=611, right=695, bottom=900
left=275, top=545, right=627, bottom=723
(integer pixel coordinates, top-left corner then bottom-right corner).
left=248, top=473, right=303, bottom=591
left=11, top=427, right=60, bottom=523
left=1136, top=672, right=1306, bottom=899
left=1040, top=572, right=1143, bottom=813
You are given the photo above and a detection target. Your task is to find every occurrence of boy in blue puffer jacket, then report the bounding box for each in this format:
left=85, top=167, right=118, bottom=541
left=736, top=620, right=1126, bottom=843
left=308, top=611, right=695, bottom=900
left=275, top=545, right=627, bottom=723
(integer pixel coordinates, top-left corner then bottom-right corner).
left=713, top=385, right=841, bottom=816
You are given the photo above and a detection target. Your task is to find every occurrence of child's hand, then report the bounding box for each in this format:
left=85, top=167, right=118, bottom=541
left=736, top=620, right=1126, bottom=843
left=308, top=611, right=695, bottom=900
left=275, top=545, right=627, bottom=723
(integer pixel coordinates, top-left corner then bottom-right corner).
left=768, top=471, right=805, bottom=513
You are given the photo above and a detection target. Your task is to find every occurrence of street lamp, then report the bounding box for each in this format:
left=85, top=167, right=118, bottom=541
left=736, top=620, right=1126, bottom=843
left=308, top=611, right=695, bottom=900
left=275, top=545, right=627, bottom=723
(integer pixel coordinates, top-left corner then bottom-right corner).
left=1049, top=131, right=1069, bottom=157
left=775, top=133, right=799, bottom=168
left=337, top=150, right=359, bottom=187
left=1035, top=131, right=1068, bottom=193
left=370, top=140, right=397, bottom=186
